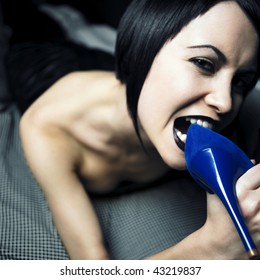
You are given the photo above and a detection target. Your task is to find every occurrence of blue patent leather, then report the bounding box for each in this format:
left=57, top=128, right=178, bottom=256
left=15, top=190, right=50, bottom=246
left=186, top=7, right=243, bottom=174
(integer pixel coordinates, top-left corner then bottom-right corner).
left=185, top=124, right=258, bottom=257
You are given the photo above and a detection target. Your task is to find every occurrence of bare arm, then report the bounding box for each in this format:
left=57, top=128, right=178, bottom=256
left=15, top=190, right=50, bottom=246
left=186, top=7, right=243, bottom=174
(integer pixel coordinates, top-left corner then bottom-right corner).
left=20, top=114, right=108, bottom=260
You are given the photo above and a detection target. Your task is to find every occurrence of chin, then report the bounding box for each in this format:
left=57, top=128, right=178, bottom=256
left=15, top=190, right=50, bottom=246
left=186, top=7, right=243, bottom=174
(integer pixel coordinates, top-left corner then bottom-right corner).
left=155, top=131, right=187, bottom=170
left=161, top=150, right=187, bottom=171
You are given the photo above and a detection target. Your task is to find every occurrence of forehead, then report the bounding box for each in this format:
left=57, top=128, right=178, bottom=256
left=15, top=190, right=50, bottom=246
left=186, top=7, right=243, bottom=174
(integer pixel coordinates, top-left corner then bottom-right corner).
left=168, top=1, right=259, bottom=67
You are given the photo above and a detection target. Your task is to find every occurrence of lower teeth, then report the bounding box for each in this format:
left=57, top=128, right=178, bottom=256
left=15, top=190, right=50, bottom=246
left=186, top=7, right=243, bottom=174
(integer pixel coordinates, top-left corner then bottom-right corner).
left=176, top=129, right=187, bottom=143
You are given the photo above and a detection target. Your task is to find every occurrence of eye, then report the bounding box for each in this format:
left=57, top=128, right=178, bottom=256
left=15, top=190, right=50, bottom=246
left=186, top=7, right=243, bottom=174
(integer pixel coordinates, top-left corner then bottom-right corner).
left=232, top=75, right=257, bottom=96
left=189, top=57, right=216, bottom=74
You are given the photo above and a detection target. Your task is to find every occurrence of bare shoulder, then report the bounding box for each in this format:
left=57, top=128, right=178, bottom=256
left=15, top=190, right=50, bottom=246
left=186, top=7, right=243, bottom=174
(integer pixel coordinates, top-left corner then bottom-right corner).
left=21, top=71, right=115, bottom=128
left=19, top=70, right=117, bottom=168
left=19, top=72, right=91, bottom=166
left=43, top=70, right=116, bottom=98
left=46, top=71, right=97, bottom=93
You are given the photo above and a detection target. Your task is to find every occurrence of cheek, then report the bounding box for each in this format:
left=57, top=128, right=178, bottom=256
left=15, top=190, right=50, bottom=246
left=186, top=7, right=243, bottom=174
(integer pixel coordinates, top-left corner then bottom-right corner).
left=139, top=62, right=197, bottom=110
left=137, top=64, right=201, bottom=135
left=220, top=95, right=243, bottom=131
left=232, top=95, right=244, bottom=118
left=137, top=79, right=176, bottom=134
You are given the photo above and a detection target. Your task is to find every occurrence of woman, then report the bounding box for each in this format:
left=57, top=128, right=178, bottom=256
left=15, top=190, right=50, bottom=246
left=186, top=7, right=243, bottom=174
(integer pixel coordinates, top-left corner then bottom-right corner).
left=19, top=0, right=260, bottom=259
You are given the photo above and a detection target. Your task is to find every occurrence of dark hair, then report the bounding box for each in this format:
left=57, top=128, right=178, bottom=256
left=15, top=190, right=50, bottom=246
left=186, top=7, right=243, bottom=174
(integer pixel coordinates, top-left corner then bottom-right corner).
left=115, top=0, right=260, bottom=137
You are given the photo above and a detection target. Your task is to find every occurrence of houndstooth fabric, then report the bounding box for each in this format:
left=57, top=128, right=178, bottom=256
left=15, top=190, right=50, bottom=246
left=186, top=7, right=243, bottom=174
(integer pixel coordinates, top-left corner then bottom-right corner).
left=0, top=104, right=69, bottom=259
left=0, top=104, right=206, bottom=260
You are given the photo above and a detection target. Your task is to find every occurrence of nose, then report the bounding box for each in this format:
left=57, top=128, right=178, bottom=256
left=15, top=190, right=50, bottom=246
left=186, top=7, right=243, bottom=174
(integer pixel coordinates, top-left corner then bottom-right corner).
left=204, top=78, right=233, bottom=115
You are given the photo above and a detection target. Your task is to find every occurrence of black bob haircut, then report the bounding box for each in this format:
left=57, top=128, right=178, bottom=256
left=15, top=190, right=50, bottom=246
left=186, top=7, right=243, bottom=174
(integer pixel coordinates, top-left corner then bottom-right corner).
left=115, top=0, right=260, bottom=137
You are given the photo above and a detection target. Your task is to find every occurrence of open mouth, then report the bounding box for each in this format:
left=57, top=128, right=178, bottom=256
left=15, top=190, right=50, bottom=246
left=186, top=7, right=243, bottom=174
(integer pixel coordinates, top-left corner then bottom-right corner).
left=173, top=115, right=218, bottom=151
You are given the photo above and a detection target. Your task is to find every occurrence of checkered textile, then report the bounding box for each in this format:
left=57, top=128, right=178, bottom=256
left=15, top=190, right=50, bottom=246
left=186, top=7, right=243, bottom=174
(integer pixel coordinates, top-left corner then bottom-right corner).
left=0, top=105, right=68, bottom=259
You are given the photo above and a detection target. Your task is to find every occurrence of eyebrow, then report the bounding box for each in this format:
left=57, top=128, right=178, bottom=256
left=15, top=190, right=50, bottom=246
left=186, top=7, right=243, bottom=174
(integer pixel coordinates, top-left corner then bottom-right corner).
left=187, top=44, right=227, bottom=64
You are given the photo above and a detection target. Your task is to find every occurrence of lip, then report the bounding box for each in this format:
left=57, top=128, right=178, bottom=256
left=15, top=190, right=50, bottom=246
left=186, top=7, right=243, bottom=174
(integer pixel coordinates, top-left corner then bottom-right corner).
left=173, top=115, right=219, bottom=151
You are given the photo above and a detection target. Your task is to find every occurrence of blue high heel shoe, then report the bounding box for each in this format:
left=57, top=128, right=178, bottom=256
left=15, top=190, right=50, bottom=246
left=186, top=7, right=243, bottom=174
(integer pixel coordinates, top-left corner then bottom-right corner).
left=185, top=124, right=260, bottom=260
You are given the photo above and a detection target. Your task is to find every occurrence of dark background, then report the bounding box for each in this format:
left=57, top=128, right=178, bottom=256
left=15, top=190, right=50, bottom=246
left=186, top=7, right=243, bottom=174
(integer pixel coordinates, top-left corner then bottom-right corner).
left=1, top=0, right=132, bottom=43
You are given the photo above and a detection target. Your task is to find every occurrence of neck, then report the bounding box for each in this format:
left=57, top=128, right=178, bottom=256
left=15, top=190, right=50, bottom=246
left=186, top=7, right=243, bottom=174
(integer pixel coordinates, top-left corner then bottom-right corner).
left=112, top=80, right=153, bottom=151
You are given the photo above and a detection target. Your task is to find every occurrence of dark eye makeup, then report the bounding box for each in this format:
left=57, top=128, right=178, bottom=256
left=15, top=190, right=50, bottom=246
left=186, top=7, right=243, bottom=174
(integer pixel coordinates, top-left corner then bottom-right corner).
left=189, top=56, right=257, bottom=96
left=232, top=74, right=258, bottom=96
left=189, top=57, right=216, bottom=74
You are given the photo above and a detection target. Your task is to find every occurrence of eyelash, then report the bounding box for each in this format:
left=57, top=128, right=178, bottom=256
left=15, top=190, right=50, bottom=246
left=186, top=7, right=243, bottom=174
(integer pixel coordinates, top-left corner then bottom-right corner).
left=189, top=57, right=256, bottom=95
left=232, top=76, right=256, bottom=96
left=189, top=57, right=216, bottom=74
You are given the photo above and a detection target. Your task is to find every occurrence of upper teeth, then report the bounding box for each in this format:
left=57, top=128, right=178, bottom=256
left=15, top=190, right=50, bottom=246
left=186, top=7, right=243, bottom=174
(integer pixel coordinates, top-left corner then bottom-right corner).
left=175, top=118, right=213, bottom=144
left=186, top=117, right=213, bottom=129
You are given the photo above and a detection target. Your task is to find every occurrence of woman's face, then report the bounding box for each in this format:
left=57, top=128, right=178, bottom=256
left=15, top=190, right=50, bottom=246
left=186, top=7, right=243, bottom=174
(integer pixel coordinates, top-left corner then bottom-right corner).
left=137, top=1, right=259, bottom=170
